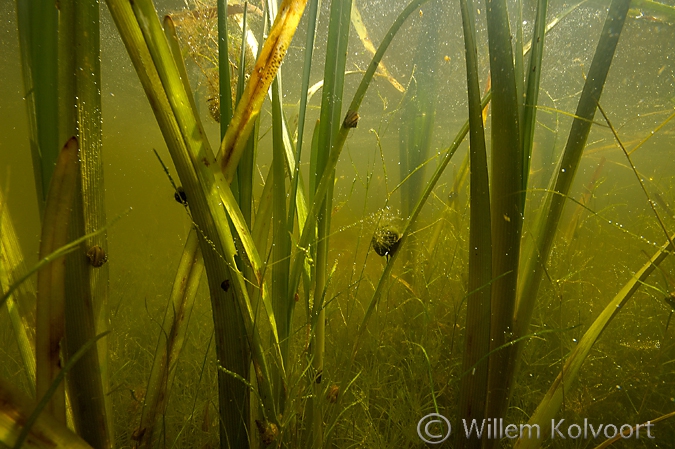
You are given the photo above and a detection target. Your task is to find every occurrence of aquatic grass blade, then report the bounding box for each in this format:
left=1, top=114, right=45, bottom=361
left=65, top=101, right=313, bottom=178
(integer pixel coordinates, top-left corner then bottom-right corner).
left=235, top=3, right=255, bottom=230
left=0, top=207, right=120, bottom=412
left=177, top=7, right=306, bottom=343
left=109, top=0, right=323, bottom=441
left=455, top=0, right=493, bottom=445
left=308, top=0, right=353, bottom=444
left=164, top=17, right=203, bottom=128
left=13, top=332, right=109, bottom=449
left=597, top=103, right=674, bottom=250
left=236, top=3, right=249, bottom=105
left=350, top=2, right=404, bottom=93
left=0, top=188, right=37, bottom=397
left=503, top=1, right=633, bottom=442
left=0, top=269, right=35, bottom=391
left=162, top=19, right=273, bottom=299
left=484, top=0, right=524, bottom=428
left=521, top=0, right=549, bottom=199
left=270, top=77, right=292, bottom=413
left=59, top=1, right=113, bottom=444
left=289, top=0, right=432, bottom=303
left=135, top=230, right=204, bottom=447
left=219, top=0, right=309, bottom=183
left=15, top=0, right=43, bottom=210
left=325, top=92, right=492, bottom=445
left=592, top=411, right=675, bottom=449
left=515, top=0, right=632, bottom=356
left=17, top=0, right=60, bottom=212
left=515, top=0, right=525, bottom=126
left=0, top=214, right=121, bottom=315
left=141, top=0, right=273, bottom=349
left=217, top=183, right=281, bottom=344
left=287, top=0, right=319, bottom=229
left=627, top=108, right=675, bottom=156
left=315, top=0, right=352, bottom=193
left=218, top=0, right=233, bottom=130
left=0, top=377, right=92, bottom=448
left=105, top=0, right=278, bottom=443
left=252, top=167, right=274, bottom=255
left=630, top=0, right=675, bottom=23
left=398, top=0, right=440, bottom=223
left=513, top=231, right=675, bottom=449
left=234, top=1, right=309, bottom=241
left=35, top=137, right=79, bottom=424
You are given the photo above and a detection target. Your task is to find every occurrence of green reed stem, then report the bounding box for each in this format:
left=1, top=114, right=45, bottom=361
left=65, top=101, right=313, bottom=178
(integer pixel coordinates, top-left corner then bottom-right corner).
left=271, top=77, right=292, bottom=413
left=236, top=4, right=248, bottom=104
left=287, top=0, right=319, bottom=230
left=19, top=0, right=60, bottom=212
left=35, top=137, right=79, bottom=425
left=105, top=1, right=272, bottom=445
left=167, top=11, right=279, bottom=352
left=455, top=0, right=492, bottom=445
left=62, top=0, right=113, bottom=443
left=309, top=0, right=352, bottom=443
left=521, top=0, right=549, bottom=200
left=236, top=3, right=255, bottom=230
left=253, top=167, right=274, bottom=254
left=218, top=0, right=233, bottom=130
left=289, top=0, right=431, bottom=304
left=507, top=1, right=632, bottom=439
left=515, top=0, right=632, bottom=353
left=483, top=0, right=525, bottom=432
left=137, top=229, right=203, bottom=448
left=15, top=0, right=42, bottom=214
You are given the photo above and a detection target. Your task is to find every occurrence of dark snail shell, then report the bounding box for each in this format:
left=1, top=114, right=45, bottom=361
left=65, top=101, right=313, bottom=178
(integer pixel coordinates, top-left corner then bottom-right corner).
left=371, top=227, right=401, bottom=257
left=255, top=420, right=279, bottom=446
left=326, top=384, right=339, bottom=403
left=86, top=245, right=108, bottom=268
left=343, top=109, right=359, bottom=129
left=174, top=187, right=188, bottom=205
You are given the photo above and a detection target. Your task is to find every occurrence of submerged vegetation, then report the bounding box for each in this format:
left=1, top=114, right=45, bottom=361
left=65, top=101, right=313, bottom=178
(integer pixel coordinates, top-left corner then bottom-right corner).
left=1, top=0, right=675, bottom=448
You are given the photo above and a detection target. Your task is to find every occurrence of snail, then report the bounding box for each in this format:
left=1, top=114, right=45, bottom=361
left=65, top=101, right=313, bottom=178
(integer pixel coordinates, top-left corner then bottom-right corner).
left=86, top=245, right=108, bottom=268
left=255, top=420, right=279, bottom=446
left=326, top=384, right=339, bottom=403
left=371, top=225, right=401, bottom=260
left=343, top=109, right=360, bottom=129
left=174, top=186, right=188, bottom=205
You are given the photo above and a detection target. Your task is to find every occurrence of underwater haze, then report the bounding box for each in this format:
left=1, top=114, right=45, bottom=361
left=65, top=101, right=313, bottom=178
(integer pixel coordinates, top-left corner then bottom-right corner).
left=1, top=0, right=675, bottom=448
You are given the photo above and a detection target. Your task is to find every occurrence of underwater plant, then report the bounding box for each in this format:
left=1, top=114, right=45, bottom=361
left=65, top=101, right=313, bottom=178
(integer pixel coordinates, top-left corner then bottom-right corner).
left=1, top=0, right=675, bottom=449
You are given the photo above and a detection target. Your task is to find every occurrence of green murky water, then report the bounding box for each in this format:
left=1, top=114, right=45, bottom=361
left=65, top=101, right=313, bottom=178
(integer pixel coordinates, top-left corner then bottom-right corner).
left=1, top=0, right=675, bottom=447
